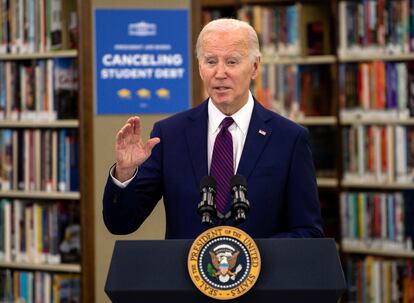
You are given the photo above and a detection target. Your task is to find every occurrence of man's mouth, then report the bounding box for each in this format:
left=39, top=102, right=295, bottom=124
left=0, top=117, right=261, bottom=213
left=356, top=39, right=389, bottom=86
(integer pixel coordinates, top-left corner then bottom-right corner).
left=214, top=86, right=231, bottom=91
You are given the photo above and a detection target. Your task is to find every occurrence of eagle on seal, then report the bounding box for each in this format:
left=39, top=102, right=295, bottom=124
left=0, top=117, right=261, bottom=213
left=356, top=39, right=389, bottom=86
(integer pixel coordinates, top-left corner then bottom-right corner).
left=209, top=250, right=241, bottom=283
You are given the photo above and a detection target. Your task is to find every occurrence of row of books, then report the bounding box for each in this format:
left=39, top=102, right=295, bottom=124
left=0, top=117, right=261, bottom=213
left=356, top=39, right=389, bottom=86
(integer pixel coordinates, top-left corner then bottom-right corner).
left=340, top=192, right=414, bottom=251
left=346, top=256, right=414, bottom=303
left=238, top=5, right=299, bottom=57
left=0, top=199, right=80, bottom=264
left=342, top=125, right=414, bottom=183
left=0, top=58, right=78, bottom=121
left=0, top=0, right=77, bottom=54
left=201, top=9, right=227, bottom=26
left=338, top=0, right=414, bottom=56
left=339, top=61, right=414, bottom=117
left=237, top=4, right=329, bottom=57
left=0, top=129, right=79, bottom=192
left=253, top=64, right=334, bottom=119
left=0, top=269, right=80, bottom=303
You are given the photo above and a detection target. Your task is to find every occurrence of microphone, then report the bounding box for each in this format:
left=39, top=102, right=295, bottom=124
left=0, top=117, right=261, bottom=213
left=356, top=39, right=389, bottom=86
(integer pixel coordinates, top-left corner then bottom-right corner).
left=198, top=176, right=217, bottom=227
left=230, top=175, right=250, bottom=226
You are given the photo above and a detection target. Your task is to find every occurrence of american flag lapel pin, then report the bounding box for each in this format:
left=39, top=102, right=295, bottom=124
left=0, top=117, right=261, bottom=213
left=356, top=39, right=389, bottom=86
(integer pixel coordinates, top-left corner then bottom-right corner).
left=258, top=129, right=266, bottom=136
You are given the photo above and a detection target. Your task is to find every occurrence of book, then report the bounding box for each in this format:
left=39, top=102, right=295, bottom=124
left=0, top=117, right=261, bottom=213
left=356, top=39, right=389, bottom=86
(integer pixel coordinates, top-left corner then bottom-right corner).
left=57, top=201, right=80, bottom=263
left=53, top=58, right=78, bottom=120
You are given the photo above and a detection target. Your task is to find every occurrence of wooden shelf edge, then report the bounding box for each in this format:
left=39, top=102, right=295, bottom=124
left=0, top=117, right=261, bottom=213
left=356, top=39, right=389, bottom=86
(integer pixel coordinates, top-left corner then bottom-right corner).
left=0, top=120, right=79, bottom=128
left=0, top=261, right=81, bottom=272
left=262, top=55, right=336, bottom=65
left=341, top=180, right=414, bottom=190
left=295, top=116, right=337, bottom=125
left=0, top=50, right=78, bottom=60
left=342, top=246, right=414, bottom=258
left=340, top=117, right=414, bottom=125
left=201, top=0, right=236, bottom=7
left=0, top=191, right=80, bottom=199
left=317, top=178, right=338, bottom=188
left=338, top=52, right=414, bottom=62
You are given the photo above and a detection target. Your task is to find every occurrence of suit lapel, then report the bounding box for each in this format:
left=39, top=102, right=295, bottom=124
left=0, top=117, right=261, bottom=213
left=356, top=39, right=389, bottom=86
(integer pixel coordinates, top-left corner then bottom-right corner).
left=237, top=101, right=273, bottom=179
left=185, top=101, right=209, bottom=186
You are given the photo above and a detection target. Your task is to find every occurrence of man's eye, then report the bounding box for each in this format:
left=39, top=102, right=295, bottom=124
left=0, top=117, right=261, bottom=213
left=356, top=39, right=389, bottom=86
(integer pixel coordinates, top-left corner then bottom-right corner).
left=206, top=59, right=216, bottom=65
left=227, top=60, right=237, bottom=65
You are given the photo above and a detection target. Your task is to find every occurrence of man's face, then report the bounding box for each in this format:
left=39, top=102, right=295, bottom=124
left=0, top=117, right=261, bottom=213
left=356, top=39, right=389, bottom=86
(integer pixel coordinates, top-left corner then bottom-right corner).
left=198, top=29, right=260, bottom=115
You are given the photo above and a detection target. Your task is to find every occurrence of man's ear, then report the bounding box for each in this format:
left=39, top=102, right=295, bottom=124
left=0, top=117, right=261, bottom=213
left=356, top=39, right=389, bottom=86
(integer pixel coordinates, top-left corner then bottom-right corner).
left=251, top=57, right=261, bottom=80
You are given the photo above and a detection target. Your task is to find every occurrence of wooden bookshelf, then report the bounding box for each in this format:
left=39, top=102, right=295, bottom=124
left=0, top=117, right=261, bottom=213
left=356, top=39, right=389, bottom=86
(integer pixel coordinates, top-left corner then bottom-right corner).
left=0, top=0, right=84, bottom=299
left=317, top=177, right=338, bottom=188
left=295, top=116, right=337, bottom=126
left=0, top=120, right=80, bottom=128
left=241, top=0, right=331, bottom=4
left=342, top=246, right=414, bottom=258
left=339, top=52, right=414, bottom=63
left=340, top=117, right=414, bottom=125
left=0, top=191, right=81, bottom=199
left=262, top=55, right=336, bottom=65
left=0, top=50, right=78, bottom=60
left=341, top=180, right=414, bottom=190
left=201, top=0, right=235, bottom=6
left=0, top=261, right=81, bottom=273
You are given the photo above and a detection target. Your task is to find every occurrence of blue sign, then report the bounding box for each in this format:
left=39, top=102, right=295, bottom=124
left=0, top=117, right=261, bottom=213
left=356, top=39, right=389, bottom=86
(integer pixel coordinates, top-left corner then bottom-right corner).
left=94, top=9, right=190, bottom=114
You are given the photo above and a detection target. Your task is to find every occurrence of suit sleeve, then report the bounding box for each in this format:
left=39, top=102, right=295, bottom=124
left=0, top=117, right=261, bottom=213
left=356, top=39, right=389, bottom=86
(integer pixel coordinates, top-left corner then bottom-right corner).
left=272, top=127, right=324, bottom=238
left=102, top=122, right=163, bottom=235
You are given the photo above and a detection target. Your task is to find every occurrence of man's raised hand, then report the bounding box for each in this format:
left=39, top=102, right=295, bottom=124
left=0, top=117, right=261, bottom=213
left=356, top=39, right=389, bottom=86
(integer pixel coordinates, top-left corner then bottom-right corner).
left=114, top=116, right=160, bottom=182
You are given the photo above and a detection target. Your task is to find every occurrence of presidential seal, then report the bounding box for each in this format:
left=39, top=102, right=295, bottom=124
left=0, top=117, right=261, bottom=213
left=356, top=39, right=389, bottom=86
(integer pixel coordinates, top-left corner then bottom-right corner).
left=188, top=226, right=261, bottom=300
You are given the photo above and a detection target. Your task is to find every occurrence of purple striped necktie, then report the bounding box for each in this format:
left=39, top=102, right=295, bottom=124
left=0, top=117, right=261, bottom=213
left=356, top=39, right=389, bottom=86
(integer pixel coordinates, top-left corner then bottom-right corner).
left=210, top=117, right=234, bottom=214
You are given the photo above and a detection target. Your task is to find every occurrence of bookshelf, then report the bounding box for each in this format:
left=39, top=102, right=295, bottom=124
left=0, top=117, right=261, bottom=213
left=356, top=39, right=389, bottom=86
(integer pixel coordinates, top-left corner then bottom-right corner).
left=0, top=191, right=80, bottom=200
left=337, top=1, right=414, bottom=301
left=201, top=0, right=414, bottom=301
left=341, top=246, right=414, bottom=259
left=317, top=177, right=339, bottom=188
left=261, top=54, right=336, bottom=64
left=339, top=52, right=414, bottom=62
left=0, top=50, right=78, bottom=60
left=341, top=180, right=414, bottom=190
left=0, top=120, right=79, bottom=128
left=0, top=261, right=81, bottom=273
left=0, top=0, right=93, bottom=302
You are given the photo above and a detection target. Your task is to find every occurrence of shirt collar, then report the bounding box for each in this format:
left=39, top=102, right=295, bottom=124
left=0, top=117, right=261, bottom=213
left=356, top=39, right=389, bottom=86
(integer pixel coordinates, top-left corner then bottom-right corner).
left=208, top=91, right=254, bottom=135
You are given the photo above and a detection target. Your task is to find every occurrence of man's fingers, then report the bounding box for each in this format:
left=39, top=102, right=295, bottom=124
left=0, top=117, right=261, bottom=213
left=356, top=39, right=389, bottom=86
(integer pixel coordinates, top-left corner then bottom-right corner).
left=116, top=123, right=131, bottom=145
left=133, top=117, right=141, bottom=137
left=126, top=116, right=141, bottom=137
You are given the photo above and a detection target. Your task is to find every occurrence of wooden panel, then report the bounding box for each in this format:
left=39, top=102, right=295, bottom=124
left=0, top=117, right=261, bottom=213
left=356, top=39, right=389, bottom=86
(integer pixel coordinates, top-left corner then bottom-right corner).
left=78, top=0, right=95, bottom=302
left=201, top=0, right=236, bottom=7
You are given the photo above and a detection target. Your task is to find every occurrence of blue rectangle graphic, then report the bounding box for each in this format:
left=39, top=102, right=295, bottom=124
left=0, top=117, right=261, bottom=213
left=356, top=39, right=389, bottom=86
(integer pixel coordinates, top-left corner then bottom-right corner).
left=94, top=9, right=191, bottom=114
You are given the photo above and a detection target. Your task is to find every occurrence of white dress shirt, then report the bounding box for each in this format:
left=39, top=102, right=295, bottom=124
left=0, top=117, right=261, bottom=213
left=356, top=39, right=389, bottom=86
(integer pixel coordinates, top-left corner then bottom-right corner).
left=207, top=91, right=254, bottom=173
left=112, top=91, right=254, bottom=187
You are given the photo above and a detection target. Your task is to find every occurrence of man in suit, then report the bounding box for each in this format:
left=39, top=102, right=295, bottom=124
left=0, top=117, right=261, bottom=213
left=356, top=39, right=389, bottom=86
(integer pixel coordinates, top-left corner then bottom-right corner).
left=102, top=18, right=324, bottom=239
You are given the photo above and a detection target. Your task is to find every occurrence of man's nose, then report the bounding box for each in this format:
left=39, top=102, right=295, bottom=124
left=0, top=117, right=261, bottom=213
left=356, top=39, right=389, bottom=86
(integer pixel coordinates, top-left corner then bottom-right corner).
left=215, top=62, right=227, bottom=78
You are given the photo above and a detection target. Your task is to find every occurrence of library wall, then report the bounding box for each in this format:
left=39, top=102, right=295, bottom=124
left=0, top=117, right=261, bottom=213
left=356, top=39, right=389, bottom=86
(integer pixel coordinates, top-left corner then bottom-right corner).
left=91, top=0, right=192, bottom=302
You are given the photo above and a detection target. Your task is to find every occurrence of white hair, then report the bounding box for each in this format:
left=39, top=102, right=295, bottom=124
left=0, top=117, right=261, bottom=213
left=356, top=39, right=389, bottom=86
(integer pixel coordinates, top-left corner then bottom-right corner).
left=196, top=18, right=261, bottom=63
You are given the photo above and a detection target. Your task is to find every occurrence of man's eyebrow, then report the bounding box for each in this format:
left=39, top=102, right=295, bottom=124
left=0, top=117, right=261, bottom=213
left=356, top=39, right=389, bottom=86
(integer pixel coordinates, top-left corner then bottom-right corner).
left=203, top=53, right=243, bottom=58
left=203, top=53, right=216, bottom=58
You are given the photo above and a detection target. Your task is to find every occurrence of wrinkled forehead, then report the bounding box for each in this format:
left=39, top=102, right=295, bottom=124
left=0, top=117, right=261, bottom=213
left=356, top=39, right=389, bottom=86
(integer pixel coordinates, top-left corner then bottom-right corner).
left=203, top=29, right=248, bottom=46
left=200, top=30, right=249, bottom=56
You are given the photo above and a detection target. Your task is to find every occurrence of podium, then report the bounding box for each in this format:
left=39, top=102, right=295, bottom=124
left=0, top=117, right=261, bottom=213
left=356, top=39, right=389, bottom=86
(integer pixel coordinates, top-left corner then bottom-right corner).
left=105, top=238, right=346, bottom=303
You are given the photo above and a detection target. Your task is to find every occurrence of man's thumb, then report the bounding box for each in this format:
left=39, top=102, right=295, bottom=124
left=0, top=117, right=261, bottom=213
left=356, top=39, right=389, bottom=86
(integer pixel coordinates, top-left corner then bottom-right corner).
left=146, top=137, right=160, bottom=153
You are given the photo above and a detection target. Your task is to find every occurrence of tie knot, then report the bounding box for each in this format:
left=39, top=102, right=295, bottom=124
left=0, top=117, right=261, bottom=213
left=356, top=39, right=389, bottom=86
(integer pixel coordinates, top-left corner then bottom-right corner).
left=221, top=117, right=234, bottom=130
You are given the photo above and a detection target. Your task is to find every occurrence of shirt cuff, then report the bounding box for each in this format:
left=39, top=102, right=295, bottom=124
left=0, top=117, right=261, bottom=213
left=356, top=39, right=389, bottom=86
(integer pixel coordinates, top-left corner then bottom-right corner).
left=110, top=164, right=138, bottom=188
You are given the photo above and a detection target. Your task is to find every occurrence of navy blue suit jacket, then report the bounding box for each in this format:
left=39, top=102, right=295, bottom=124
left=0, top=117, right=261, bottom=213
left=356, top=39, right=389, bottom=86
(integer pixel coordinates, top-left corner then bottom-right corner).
left=103, top=100, right=324, bottom=239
